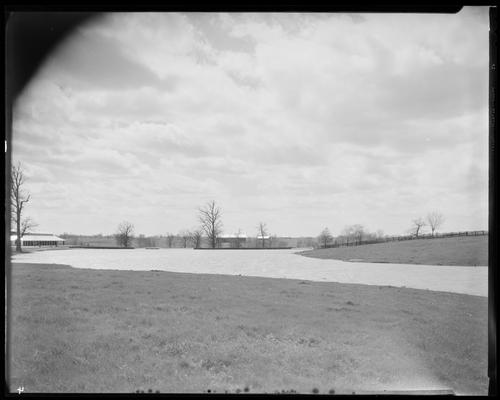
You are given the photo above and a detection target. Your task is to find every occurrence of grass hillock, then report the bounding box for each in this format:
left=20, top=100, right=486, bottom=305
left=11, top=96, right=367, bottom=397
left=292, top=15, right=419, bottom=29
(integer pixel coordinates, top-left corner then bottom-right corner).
left=299, top=235, right=488, bottom=266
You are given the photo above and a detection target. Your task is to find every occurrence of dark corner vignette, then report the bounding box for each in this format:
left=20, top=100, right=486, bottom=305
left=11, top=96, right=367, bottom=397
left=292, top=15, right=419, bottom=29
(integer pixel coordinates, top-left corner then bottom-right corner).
left=4, top=11, right=98, bottom=395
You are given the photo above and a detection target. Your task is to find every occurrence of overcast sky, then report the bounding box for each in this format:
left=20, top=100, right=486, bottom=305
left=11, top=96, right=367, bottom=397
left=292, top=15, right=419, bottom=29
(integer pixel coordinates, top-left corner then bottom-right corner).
left=11, top=9, right=489, bottom=237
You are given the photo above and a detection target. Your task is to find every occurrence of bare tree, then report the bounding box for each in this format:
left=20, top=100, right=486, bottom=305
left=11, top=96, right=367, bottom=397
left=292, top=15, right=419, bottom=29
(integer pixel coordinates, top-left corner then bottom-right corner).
left=411, top=218, right=427, bottom=238
left=115, top=221, right=134, bottom=248
left=198, top=201, right=223, bottom=248
left=190, top=229, right=203, bottom=249
left=20, top=217, right=38, bottom=238
left=10, top=163, right=36, bottom=252
left=166, top=232, right=175, bottom=248
left=235, top=228, right=243, bottom=249
left=269, top=234, right=278, bottom=248
left=318, top=227, right=333, bottom=248
left=427, top=212, right=445, bottom=236
left=136, top=234, right=147, bottom=248
left=148, top=236, right=158, bottom=247
left=179, top=230, right=190, bottom=248
left=257, top=222, right=268, bottom=248
left=342, top=224, right=365, bottom=245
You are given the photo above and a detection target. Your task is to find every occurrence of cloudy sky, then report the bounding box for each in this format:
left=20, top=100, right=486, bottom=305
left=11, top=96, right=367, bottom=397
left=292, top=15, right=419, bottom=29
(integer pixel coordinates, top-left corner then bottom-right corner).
left=11, top=9, right=489, bottom=237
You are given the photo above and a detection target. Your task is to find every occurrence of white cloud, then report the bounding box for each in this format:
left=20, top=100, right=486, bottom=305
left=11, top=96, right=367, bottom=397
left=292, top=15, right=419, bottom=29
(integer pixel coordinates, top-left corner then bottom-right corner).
left=11, top=9, right=489, bottom=236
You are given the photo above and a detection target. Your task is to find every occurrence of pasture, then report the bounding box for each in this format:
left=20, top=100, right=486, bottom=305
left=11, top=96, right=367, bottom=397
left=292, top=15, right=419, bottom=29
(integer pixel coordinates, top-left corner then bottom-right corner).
left=300, top=235, right=488, bottom=266
left=7, top=262, right=487, bottom=394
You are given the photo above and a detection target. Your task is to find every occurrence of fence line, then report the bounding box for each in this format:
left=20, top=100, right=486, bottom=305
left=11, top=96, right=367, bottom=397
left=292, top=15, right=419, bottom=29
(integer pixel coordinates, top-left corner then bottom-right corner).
left=322, top=230, right=488, bottom=249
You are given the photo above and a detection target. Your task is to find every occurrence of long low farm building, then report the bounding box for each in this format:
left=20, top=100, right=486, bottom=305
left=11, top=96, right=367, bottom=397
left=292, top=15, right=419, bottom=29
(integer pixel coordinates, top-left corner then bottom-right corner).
left=10, top=232, right=66, bottom=247
left=218, top=233, right=247, bottom=248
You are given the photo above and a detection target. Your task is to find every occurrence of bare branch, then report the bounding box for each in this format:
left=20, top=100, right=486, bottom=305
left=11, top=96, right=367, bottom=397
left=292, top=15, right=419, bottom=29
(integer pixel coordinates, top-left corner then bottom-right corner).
left=178, top=230, right=190, bottom=248
left=10, top=162, right=32, bottom=252
left=198, top=201, right=223, bottom=248
left=427, top=212, right=445, bottom=236
left=190, top=229, right=203, bottom=249
left=318, top=227, right=333, bottom=248
left=20, top=217, right=38, bottom=237
left=257, top=222, right=268, bottom=248
left=166, top=233, right=175, bottom=248
left=411, top=218, right=427, bottom=237
left=115, top=221, right=135, bottom=248
left=342, top=224, right=365, bottom=244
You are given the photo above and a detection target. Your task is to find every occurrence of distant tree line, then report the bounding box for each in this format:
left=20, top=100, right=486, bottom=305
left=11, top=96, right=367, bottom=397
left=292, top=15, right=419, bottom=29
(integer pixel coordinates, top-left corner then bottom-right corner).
left=105, top=200, right=313, bottom=249
left=316, top=212, right=447, bottom=249
left=10, top=165, right=451, bottom=253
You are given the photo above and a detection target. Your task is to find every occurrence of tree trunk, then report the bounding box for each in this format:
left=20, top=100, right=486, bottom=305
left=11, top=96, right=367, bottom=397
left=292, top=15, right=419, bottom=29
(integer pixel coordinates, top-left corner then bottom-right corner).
left=16, top=209, right=22, bottom=252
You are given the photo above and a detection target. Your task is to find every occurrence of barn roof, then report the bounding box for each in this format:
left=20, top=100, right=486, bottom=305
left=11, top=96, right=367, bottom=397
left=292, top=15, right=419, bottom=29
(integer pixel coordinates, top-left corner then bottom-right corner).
left=219, top=233, right=248, bottom=239
left=10, top=234, right=65, bottom=242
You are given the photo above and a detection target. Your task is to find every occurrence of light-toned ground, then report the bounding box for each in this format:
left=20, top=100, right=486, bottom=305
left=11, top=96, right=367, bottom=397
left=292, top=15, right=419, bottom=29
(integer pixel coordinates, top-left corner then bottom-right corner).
left=8, top=263, right=488, bottom=394
left=300, top=236, right=488, bottom=266
left=11, top=248, right=488, bottom=296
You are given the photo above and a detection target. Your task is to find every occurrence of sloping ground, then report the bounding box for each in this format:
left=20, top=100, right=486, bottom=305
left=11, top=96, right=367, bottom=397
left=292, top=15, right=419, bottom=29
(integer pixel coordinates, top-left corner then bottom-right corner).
left=7, top=263, right=487, bottom=394
left=299, top=236, right=488, bottom=266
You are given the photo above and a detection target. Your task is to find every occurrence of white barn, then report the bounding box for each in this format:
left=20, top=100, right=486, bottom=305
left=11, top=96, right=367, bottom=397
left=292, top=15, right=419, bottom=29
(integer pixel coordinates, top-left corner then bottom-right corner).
left=10, top=233, right=65, bottom=247
left=218, top=233, right=247, bottom=248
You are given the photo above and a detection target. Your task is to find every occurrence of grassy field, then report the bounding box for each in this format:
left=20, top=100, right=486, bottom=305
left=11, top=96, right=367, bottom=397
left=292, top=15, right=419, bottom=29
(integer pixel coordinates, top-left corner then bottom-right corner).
left=300, top=236, right=488, bottom=266
left=7, top=263, right=488, bottom=394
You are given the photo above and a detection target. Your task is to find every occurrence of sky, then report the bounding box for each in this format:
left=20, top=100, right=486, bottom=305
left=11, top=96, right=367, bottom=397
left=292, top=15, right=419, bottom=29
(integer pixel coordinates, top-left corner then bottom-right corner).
left=11, top=9, right=490, bottom=237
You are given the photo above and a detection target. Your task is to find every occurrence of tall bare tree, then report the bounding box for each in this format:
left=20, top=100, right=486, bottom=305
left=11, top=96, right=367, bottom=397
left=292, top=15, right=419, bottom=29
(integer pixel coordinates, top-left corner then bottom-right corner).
left=10, top=163, right=36, bottom=252
left=318, top=227, right=333, bottom=248
left=427, top=212, right=444, bottom=236
left=190, top=229, right=203, bottom=249
left=411, top=218, right=427, bottom=238
left=257, top=222, right=268, bottom=248
left=198, top=201, right=223, bottom=248
left=115, top=221, right=134, bottom=248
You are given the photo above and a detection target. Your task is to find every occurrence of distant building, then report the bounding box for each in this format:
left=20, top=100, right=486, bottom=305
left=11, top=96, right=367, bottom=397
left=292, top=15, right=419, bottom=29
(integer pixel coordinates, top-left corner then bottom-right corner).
left=218, top=233, right=247, bottom=248
left=10, top=232, right=65, bottom=247
left=256, top=234, right=271, bottom=247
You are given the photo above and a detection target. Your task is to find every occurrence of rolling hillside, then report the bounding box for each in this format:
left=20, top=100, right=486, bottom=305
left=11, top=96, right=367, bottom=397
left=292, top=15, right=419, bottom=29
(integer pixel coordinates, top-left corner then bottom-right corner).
left=299, top=236, right=488, bottom=266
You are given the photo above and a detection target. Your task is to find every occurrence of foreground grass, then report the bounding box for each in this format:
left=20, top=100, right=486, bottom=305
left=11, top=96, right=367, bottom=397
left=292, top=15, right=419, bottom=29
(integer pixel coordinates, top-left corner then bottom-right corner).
left=8, top=263, right=487, bottom=394
left=300, top=235, right=488, bottom=266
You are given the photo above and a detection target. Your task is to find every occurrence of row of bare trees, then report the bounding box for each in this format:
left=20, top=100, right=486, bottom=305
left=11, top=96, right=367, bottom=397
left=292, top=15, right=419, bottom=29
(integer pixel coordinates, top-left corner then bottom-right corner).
left=317, top=212, right=446, bottom=249
left=115, top=223, right=204, bottom=248
left=410, top=212, right=445, bottom=237
left=11, top=162, right=447, bottom=252
left=113, top=200, right=221, bottom=249
left=197, top=201, right=275, bottom=248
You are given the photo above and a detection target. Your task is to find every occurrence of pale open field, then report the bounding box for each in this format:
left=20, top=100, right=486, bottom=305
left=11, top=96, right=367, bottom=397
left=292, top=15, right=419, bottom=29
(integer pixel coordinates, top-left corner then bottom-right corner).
left=7, top=262, right=487, bottom=394
left=300, top=236, right=488, bottom=266
left=11, top=247, right=487, bottom=296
